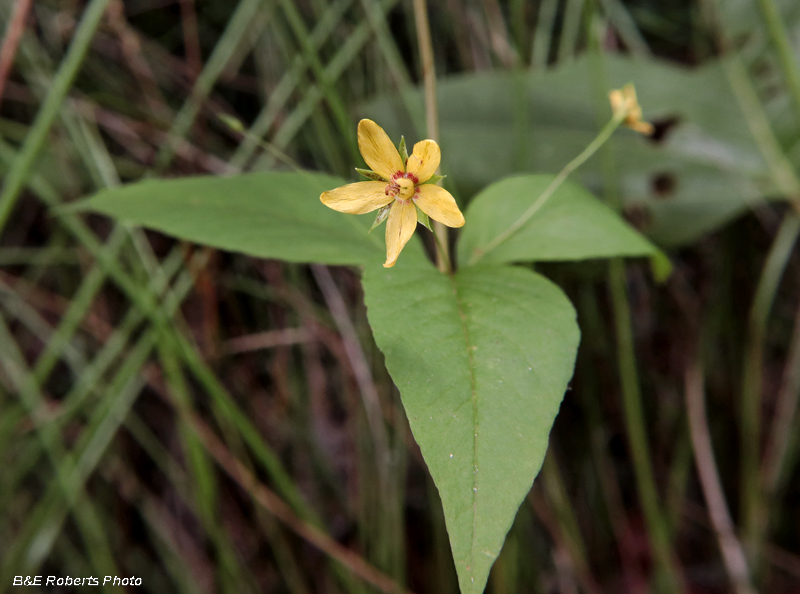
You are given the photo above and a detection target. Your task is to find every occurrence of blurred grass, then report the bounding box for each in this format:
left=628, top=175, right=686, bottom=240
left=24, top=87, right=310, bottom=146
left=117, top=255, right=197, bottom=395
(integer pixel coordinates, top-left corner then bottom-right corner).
left=0, top=1, right=799, bottom=593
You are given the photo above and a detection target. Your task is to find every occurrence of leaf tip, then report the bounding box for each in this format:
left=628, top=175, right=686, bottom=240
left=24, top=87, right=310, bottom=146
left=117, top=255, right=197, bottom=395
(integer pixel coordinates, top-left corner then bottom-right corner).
left=649, top=250, right=672, bottom=283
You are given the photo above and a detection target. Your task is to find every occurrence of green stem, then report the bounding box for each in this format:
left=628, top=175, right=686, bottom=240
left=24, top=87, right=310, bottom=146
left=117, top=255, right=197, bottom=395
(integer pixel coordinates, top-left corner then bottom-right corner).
left=587, top=16, right=683, bottom=591
left=608, top=259, right=683, bottom=593
left=741, top=212, right=800, bottom=557
left=706, top=0, right=800, bottom=563
left=722, top=54, right=800, bottom=202
left=756, top=0, right=800, bottom=124
left=153, top=0, right=271, bottom=171
left=430, top=225, right=453, bottom=274
left=0, top=0, right=111, bottom=234
left=469, top=112, right=625, bottom=265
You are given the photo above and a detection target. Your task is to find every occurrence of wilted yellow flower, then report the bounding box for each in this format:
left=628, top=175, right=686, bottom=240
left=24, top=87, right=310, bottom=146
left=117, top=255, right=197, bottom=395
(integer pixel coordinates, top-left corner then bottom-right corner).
left=609, top=83, right=654, bottom=135
left=321, top=119, right=465, bottom=268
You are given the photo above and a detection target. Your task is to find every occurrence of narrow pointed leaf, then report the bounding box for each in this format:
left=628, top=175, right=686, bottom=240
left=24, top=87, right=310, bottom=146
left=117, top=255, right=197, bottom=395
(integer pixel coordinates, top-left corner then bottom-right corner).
left=398, top=135, right=409, bottom=164
left=355, top=167, right=387, bottom=182
left=370, top=204, right=393, bottom=232
left=415, top=205, right=432, bottom=231
left=74, top=172, right=383, bottom=265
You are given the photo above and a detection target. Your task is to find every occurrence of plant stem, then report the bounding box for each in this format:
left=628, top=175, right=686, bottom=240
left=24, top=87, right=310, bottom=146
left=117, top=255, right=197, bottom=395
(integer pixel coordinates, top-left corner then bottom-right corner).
left=703, top=0, right=800, bottom=567
left=756, top=0, right=800, bottom=124
left=740, top=212, right=800, bottom=557
left=469, top=112, right=624, bottom=265
left=0, top=0, right=112, bottom=235
left=411, top=0, right=450, bottom=273
left=685, top=351, right=756, bottom=594
left=722, top=54, right=800, bottom=206
left=608, top=259, right=683, bottom=593
left=762, top=284, right=800, bottom=493
left=587, top=15, right=683, bottom=591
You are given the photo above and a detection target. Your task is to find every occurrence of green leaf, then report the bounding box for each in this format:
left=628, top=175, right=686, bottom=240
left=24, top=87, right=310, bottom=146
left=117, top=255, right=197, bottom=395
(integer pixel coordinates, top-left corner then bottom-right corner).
left=355, top=167, right=386, bottom=182
left=74, top=171, right=384, bottom=266
left=458, top=174, right=671, bottom=280
left=365, top=54, right=776, bottom=247
left=362, top=247, right=580, bottom=594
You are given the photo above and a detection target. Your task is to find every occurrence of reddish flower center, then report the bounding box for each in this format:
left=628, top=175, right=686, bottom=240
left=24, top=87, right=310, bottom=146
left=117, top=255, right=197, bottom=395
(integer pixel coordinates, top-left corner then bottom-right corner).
left=385, top=171, right=419, bottom=200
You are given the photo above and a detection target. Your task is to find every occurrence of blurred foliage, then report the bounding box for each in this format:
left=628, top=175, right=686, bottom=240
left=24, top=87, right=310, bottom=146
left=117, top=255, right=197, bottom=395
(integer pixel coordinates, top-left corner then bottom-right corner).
left=1, top=0, right=800, bottom=593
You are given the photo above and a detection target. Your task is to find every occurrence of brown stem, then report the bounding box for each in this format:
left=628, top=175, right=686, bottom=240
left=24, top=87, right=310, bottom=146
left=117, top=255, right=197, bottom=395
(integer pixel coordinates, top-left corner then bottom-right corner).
left=0, top=0, right=34, bottom=110
left=685, top=353, right=756, bottom=594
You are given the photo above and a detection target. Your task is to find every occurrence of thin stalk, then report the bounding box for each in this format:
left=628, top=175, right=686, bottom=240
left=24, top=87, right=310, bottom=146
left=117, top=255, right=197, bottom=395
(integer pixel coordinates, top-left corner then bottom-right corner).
left=608, top=259, right=683, bottom=593
left=469, top=112, right=625, bottom=265
left=740, top=212, right=800, bottom=555
left=539, top=454, right=603, bottom=594
left=703, top=0, right=800, bottom=566
left=0, top=316, right=119, bottom=579
left=170, top=393, right=416, bottom=594
left=0, top=0, right=111, bottom=234
left=685, top=354, right=756, bottom=594
left=273, top=0, right=359, bottom=159
left=588, top=16, right=683, bottom=592
left=722, top=53, right=800, bottom=204
left=157, top=342, right=244, bottom=594
left=311, top=264, right=391, bottom=489
left=756, top=0, right=800, bottom=123
left=153, top=0, right=271, bottom=171
left=411, top=0, right=450, bottom=273
left=762, top=289, right=800, bottom=492
left=0, top=0, right=33, bottom=109
left=254, top=0, right=403, bottom=170
left=228, top=0, right=355, bottom=169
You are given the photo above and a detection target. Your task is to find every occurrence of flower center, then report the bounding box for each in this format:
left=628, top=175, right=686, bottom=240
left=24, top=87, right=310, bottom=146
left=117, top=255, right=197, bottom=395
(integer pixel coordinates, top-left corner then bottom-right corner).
left=396, top=177, right=415, bottom=200
left=385, top=171, right=419, bottom=200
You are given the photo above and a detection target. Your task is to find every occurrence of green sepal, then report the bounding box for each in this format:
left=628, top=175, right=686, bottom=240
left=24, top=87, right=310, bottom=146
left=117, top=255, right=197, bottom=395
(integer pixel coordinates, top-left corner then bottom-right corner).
left=422, top=174, right=447, bottom=185
left=356, top=168, right=387, bottom=182
left=415, top=205, right=432, bottom=231
left=398, top=136, right=409, bottom=164
left=370, top=204, right=393, bottom=232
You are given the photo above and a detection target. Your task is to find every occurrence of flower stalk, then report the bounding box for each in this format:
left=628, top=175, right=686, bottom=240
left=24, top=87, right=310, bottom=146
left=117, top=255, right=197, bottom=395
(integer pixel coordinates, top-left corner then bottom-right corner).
left=411, top=0, right=451, bottom=273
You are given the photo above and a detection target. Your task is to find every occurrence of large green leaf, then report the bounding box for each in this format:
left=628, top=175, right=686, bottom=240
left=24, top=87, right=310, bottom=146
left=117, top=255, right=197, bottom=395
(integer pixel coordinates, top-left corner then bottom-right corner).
left=457, top=174, right=670, bottom=278
left=365, top=54, right=779, bottom=247
left=77, top=171, right=383, bottom=265
left=362, top=245, right=580, bottom=594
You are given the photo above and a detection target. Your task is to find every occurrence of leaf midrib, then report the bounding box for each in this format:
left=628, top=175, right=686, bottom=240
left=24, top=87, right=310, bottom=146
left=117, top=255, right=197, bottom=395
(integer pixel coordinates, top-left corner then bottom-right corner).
left=450, top=271, right=479, bottom=577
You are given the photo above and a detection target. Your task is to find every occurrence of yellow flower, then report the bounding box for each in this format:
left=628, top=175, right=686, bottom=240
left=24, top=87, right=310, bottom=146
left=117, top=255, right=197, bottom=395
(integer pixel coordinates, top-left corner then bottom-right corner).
left=321, top=119, right=465, bottom=268
left=609, top=83, right=654, bottom=135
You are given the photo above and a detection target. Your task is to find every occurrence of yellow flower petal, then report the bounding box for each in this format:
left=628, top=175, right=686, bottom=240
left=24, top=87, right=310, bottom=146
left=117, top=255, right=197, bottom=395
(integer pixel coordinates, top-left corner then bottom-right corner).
left=405, top=139, right=440, bottom=183
left=320, top=181, right=393, bottom=214
left=629, top=120, right=655, bottom=135
left=384, top=200, right=417, bottom=268
left=609, top=84, right=653, bottom=136
left=415, top=185, right=465, bottom=228
left=357, top=119, right=405, bottom=181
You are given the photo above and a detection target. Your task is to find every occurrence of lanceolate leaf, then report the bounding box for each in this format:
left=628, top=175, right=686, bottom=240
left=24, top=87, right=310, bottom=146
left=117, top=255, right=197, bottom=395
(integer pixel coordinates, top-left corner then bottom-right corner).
left=458, top=174, right=671, bottom=279
left=77, top=171, right=383, bottom=265
left=362, top=244, right=580, bottom=594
